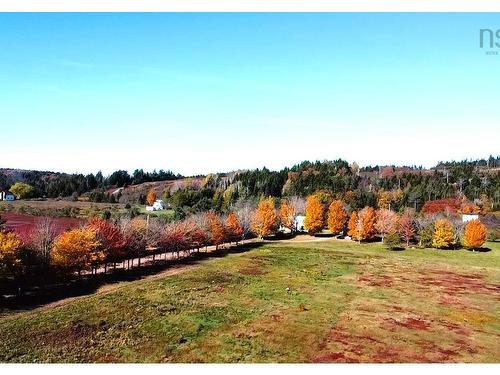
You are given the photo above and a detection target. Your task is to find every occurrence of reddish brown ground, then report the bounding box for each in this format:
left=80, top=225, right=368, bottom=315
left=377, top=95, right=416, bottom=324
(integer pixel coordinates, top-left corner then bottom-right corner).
left=1, top=212, right=82, bottom=239
left=311, top=259, right=500, bottom=363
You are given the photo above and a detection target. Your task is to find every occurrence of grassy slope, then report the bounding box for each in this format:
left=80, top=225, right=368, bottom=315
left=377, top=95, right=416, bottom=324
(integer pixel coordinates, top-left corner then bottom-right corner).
left=0, top=239, right=499, bottom=363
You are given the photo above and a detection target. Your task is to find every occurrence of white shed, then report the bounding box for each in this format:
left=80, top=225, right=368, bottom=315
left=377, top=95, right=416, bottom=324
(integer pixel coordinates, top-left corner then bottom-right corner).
left=462, top=214, right=479, bottom=223
left=294, top=215, right=306, bottom=233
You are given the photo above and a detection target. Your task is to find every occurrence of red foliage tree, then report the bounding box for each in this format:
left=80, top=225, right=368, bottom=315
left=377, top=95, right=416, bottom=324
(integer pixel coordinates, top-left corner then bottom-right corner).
left=421, top=198, right=460, bottom=215
left=399, top=209, right=416, bottom=247
left=375, top=209, right=398, bottom=242
left=86, top=217, right=126, bottom=267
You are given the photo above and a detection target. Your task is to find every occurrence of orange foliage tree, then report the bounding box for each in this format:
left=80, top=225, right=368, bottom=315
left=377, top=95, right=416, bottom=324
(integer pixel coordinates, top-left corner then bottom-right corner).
left=0, top=231, right=23, bottom=279
left=432, top=219, right=455, bottom=249
left=207, top=211, right=226, bottom=249
left=51, top=228, right=102, bottom=275
left=146, top=189, right=157, bottom=206
left=327, top=200, right=347, bottom=235
left=347, top=211, right=359, bottom=240
left=463, top=219, right=487, bottom=250
left=461, top=202, right=480, bottom=215
left=358, top=206, right=376, bottom=241
left=226, top=212, right=243, bottom=244
left=279, top=201, right=296, bottom=233
left=375, top=209, right=398, bottom=242
left=252, top=197, right=278, bottom=238
left=304, top=194, right=325, bottom=235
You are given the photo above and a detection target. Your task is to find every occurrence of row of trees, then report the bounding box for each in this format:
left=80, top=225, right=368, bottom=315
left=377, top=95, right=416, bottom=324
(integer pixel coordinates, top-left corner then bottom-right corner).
left=0, top=208, right=251, bottom=289
left=247, top=193, right=490, bottom=250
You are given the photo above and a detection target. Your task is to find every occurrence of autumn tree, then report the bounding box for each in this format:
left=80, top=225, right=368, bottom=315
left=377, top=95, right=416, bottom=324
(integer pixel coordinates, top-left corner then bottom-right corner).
left=9, top=182, right=34, bottom=199
left=375, top=208, right=398, bottom=242
left=161, top=221, right=188, bottom=259
left=463, top=219, right=487, bottom=250
left=377, top=189, right=393, bottom=210
left=51, top=228, right=102, bottom=276
left=146, top=189, right=157, bottom=206
left=0, top=231, right=23, bottom=279
left=347, top=211, right=359, bottom=240
left=432, top=219, right=455, bottom=249
left=252, top=197, right=278, bottom=238
left=279, top=201, right=296, bottom=233
left=377, top=189, right=403, bottom=210
left=226, top=212, right=243, bottom=244
left=191, top=212, right=211, bottom=250
left=399, top=209, right=416, bottom=247
left=304, top=194, right=325, bottom=235
left=119, top=217, right=148, bottom=267
left=358, top=206, right=376, bottom=241
left=207, top=211, right=226, bottom=250
left=478, top=193, right=492, bottom=214
left=327, top=199, right=347, bottom=235
left=86, top=217, right=126, bottom=270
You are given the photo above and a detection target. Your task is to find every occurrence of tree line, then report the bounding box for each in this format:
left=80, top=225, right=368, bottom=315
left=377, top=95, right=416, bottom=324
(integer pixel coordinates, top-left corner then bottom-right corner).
left=0, top=188, right=497, bottom=296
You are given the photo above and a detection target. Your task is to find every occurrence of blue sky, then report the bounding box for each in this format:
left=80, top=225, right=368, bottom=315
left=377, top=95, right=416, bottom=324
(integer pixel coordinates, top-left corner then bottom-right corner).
left=0, top=13, right=498, bottom=175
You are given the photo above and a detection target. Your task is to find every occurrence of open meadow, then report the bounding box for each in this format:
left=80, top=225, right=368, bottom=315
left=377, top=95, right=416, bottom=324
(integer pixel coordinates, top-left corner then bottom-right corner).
left=0, top=238, right=498, bottom=363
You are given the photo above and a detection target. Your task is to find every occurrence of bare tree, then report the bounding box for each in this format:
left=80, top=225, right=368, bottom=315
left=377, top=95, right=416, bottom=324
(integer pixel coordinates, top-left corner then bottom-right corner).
left=289, top=196, right=306, bottom=215
left=232, top=200, right=256, bottom=240
left=29, top=217, right=57, bottom=269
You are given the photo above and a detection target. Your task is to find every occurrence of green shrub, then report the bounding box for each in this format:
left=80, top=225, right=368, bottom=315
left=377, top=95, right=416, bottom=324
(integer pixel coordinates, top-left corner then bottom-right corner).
left=384, top=231, right=402, bottom=250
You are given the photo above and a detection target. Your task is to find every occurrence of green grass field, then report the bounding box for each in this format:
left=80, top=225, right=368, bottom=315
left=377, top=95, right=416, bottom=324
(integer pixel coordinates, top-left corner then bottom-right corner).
left=0, top=238, right=499, bottom=363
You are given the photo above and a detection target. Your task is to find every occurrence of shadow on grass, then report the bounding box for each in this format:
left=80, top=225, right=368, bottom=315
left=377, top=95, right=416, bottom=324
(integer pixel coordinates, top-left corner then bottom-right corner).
left=465, top=247, right=492, bottom=253
left=387, top=247, right=406, bottom=251
left=0, top=241, right=265, bottom=313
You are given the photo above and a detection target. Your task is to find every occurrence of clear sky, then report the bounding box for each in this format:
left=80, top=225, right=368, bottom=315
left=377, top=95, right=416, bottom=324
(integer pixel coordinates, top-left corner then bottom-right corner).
left=0, top=13, right=498, bottom=175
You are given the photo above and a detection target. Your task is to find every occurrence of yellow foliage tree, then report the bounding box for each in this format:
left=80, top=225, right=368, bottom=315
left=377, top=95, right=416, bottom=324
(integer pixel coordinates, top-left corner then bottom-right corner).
left=146, top=190, right=157, bottom=206
left=279, top=201, right=296, bottom=232
left=0, top=231, right=23, bottom=278
left=252, top=197, right=278, bottom=238
left=432, top=219, right=455, bottom=249
left=51, top=228, right=102, bottom=275
left=304, top=194, right=325, bottom=234
left=327, top=200, right=347, bottom=235
left=377, top=190, right=393, bottom=210
left=463, top=219, right=487, bottom=249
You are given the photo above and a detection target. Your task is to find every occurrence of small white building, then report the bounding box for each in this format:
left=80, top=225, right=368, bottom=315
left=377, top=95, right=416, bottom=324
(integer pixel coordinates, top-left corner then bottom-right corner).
left=294, top=215, right=306, bottom=233
left=462, top=214, right=479, bottom=223
left=146, top=199, right=167, bottom=212
left=0, top=191, right=15, bottom=201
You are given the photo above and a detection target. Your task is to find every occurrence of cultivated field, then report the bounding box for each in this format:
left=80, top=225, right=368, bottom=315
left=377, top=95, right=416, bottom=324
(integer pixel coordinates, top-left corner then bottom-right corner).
left=0, top=238, right=499, bottom=363
left=0, top=200, right=127, bottom=219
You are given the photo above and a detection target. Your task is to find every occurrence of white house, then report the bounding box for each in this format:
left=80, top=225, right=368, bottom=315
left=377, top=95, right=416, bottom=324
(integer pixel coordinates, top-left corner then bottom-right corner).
left=0, top=191, right=15, bottom=201
left=146, top=199, right=167, bottom=212
left=294, top=215, right=306, bottom=233
left=462, top=214, right=479, bottom=223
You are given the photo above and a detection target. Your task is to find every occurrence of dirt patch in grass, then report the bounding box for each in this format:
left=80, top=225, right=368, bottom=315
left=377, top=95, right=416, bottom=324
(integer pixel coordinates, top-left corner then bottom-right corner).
left=386, top=317, right=431, bottom=331
left=238, top=265, right=265, bottom=276
left=311, top=258, right=499, bottom=363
